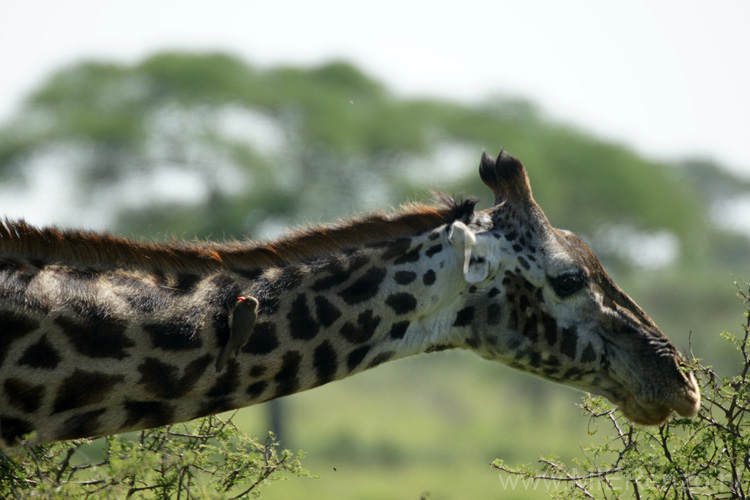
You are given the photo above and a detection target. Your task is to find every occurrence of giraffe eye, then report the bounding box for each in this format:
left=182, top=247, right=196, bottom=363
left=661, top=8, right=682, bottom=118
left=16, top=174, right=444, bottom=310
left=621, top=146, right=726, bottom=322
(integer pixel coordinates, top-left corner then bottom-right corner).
left=550, top=272, right=587, bottom=297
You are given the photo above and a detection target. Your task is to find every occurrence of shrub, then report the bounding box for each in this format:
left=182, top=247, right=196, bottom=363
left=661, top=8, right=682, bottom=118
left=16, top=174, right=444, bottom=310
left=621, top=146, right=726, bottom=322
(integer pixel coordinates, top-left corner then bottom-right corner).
left=1, top=413, right=310, bottom=499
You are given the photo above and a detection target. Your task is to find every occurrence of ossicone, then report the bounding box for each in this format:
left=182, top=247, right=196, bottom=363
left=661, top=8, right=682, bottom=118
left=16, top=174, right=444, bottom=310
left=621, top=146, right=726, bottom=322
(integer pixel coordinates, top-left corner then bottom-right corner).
left=478, top=149, right=533, bottom=205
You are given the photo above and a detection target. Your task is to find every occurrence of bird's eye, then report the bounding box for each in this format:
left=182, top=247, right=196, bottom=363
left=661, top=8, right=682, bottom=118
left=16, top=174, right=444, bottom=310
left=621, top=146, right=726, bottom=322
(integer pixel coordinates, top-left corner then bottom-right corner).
left=550, top=272, right=587, bottom=297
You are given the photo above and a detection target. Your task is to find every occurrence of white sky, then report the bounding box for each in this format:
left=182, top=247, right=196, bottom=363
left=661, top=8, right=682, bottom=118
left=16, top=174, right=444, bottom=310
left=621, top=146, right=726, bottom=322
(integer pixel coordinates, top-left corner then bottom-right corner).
left=1, top=0, right=749, bottom=177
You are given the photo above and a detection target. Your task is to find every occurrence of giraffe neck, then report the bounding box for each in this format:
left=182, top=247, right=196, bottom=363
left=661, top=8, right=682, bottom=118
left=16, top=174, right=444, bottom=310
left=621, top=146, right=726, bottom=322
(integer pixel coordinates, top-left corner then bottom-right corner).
left=0, top=213, right=471, bottom=444
left=237, top=227, right=466, bottom=406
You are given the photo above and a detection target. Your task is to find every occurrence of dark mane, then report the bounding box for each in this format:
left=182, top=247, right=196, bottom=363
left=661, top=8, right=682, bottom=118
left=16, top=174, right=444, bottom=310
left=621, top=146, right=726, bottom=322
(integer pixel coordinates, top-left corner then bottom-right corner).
left=0, top=197, right=476, bottom=273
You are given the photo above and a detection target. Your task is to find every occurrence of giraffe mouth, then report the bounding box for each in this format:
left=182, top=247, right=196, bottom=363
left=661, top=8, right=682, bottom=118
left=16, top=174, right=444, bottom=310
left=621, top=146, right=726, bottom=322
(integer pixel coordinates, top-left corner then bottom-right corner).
left=615, top=390, right=700, bottom=425
left=614, top=395, right=679, bottom=426
left=599, top=371, right=701, bottom=426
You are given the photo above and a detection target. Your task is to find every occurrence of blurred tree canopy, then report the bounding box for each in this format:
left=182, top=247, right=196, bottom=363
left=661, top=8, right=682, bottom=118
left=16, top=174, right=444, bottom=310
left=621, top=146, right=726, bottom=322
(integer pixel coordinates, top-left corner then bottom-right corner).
left=1, top=52, right=747, bottom=500
left=0, top=51, right=746, bottom=272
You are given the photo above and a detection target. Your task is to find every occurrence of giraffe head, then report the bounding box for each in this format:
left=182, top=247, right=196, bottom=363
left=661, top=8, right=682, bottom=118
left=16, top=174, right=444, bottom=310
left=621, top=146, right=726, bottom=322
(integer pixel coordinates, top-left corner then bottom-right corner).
left=448, top=150, right=700, bottom=425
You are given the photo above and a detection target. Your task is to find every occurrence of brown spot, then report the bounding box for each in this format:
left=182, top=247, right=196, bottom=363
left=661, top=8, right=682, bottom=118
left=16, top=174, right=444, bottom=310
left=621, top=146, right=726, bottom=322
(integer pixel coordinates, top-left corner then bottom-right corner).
left=425, top=244, right=443, bottom=257
left=52, top=370, right=124, bottom=414
left=207, top=358, right=240, bottom=398
left=18, top=335, right=61, bottom=369
left=311, top=261, right=351, bottom=292
left=522, top=314, right=538, bottom=341
left=385, top=293, right=417, bottom=315
left=347, top=345, right=371, bottom=371
left=338, top=267, right=387, bottom=305
left=0, top=416, right=33, bottom=443
left=247, top=381, right=268, bottom=399
left=313, top=340, right=338, bottom=386
left=288, top=294, right=320, bottom=340
left=581, top=342, right=597, bottom=363
left=541, top=312, right=557, bottom=346
left=528, top=351, right=541, bottom=367
left=241, top=322, right=279, bottom=355
left=172, top=272, right=202, bottom=295
left=367, top=351, right=395, bottom=369
left=393, top=244, right=423, bottom=265
left=312, top=254, right=369, bottom=292
left=340, top=310, right=381, bottom=344
left=55, top=315, right=135, bottom=360
left=394, top=271, right=417, bottom=285
left=58, top=409, right=106, bottom=440
left=0, top=311, right=41, bottom=365
left=253, top=276, right=282, bottom=316
left=453, top=306, right=475, bottom=327
left=211, top=309, right=231, bottom=349
left=196, top=397, right=234, bottom=419
left=144, top=308, right=203, bottom=351
left=560, top=327, right=578, bottom=359
left=314, top=296, right=342, bottom=327
left=487, top=303, right=502, bottom=325
left=137, top=355, right=212, bottom=399
left=276, top=266, right=304, bottom=291
left=69, top=298, right=114, bottom=321
left=509, top=309, right=519, bottom=330
left=4, top=378, right=45, bottom=413
left=274, top=351, right=302, bottom=398
left=518, top=294, right=531, bottom=312
left=389, top=321, right=410, bottom=339
left=123, top=400, right=175, bottom=430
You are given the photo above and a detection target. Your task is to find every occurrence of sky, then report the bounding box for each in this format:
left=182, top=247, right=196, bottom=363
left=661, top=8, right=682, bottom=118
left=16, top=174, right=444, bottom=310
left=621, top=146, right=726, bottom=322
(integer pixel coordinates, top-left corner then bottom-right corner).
left=1, top=0, right=749, bottom=177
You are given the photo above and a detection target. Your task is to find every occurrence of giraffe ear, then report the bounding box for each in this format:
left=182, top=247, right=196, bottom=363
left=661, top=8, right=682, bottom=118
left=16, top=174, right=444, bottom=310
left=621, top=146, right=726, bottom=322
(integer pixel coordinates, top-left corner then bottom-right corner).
left=449, top=221, right=491, bottom=283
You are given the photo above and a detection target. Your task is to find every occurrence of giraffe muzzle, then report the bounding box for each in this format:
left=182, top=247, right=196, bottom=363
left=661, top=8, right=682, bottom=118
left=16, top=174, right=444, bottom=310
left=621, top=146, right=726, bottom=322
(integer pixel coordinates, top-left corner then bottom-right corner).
left=609, top=368, right=701, bottom=425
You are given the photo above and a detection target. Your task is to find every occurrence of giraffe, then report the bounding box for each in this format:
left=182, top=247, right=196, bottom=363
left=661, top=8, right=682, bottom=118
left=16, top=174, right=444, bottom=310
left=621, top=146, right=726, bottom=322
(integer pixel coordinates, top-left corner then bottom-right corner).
left=0, top=150, right=700, bottom=446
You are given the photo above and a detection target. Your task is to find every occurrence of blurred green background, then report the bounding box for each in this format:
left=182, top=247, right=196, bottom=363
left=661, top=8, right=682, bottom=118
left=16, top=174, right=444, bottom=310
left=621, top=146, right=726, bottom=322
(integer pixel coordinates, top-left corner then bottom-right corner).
left=1, top=53, right=748, bottom=499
